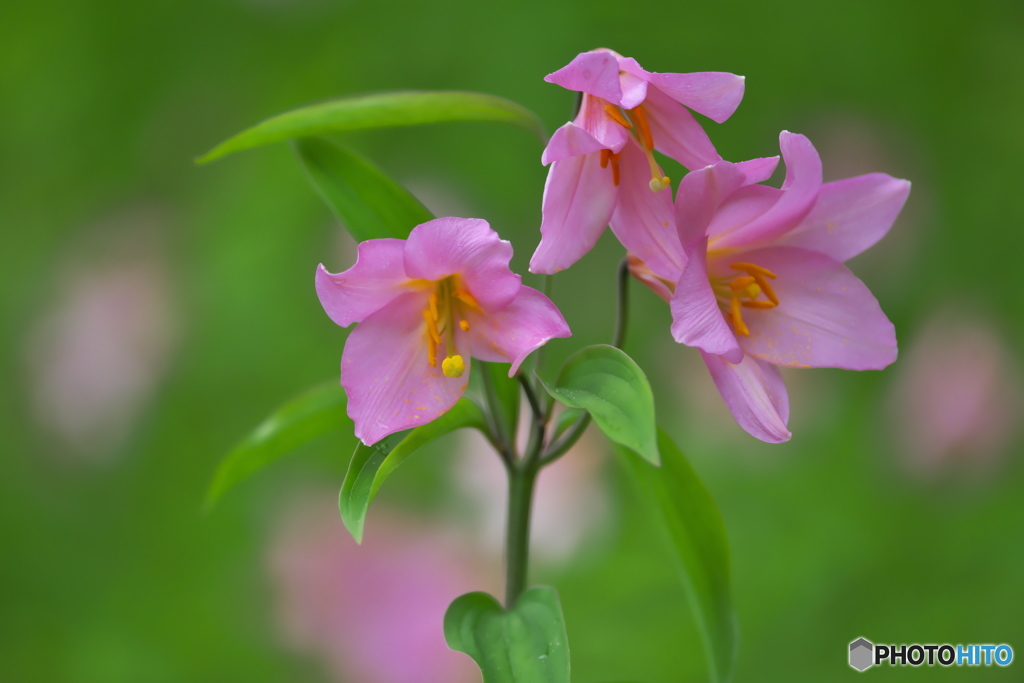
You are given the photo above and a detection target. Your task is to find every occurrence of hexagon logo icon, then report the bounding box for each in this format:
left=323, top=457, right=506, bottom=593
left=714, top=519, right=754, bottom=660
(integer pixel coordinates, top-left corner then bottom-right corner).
left=849, top=637, right=874, bottom=671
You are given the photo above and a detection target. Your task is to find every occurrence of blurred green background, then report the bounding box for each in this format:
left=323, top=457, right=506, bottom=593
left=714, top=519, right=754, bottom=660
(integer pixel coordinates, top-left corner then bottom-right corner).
left=2, top=0, right=1023, bottom=680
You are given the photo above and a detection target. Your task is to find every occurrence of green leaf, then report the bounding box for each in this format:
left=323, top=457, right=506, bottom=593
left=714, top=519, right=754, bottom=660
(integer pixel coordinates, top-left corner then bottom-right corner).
left=444, top=587, right=570, bottom=683
left=619, top=429, right=738, bottom=683
left=542, top=344, right=659, bottom=465
left=338, top=398, right=487, bottom=543
left=292, top=137, right=434, bottom=241
left=197, top=90, right=546, bottom=163
left=205, top=381, right=349, bottom=510
left=551, top=408, right=586, bottom=440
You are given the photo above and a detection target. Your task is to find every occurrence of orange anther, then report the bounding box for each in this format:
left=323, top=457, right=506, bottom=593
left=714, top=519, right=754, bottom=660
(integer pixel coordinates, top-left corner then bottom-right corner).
left=730, top=262, right=778, bottom=279
left=453, top=288, right=480, bottom=311
left=631, top=106, right=655, bottom=151
left=459, top=320, right=471, bottom=332
left=428, top=292, right=440, bottom=321
left=604, top=104, right=633, bottom=129
left=741, top=300, right=776, bottom=309
left=730, top=294, right=750, bottom=336
left=599, top=148, right=611, bottom=168
left=423, top=308, right=442, bottom=345
left=750, top=272, right=779, bottom=306
left=730, top=276, right=757, bottom=291
left=610, top=152, right=621, bottom=186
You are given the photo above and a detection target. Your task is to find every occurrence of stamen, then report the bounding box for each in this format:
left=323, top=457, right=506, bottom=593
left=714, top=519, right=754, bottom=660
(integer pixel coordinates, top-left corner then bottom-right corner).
left=459, top=320, right=471, bottom=332
left=610, top=152, right=621, bottom=186
left=741, top=300, right=776, bottom=309
left=730, top=276, right=757, bottom=291
left=453, top=288, right=480, bottom=310
left=730, top=262, right=777, bottom=279
left=604, top=104, right=633, bottom=129
left=730, top=294, right=750, bottom=336
left=423, top=308, right=442, bottom=345
left=426, top=330, right=438, bottom=368
left=599, top=148, right=611, bottom=169
left=428, top=292, right=440, bottom=321
left=631, top=106, right=655, bottom=151
left=750, top=272, right=779, bottom=306
left=442, top=354, right=465, bottom=378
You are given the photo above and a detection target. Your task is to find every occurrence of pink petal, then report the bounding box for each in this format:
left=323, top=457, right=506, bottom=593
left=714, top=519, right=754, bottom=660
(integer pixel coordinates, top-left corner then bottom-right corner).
left=545, top=51, right=623, bottom=104
left=464, top=286, right=571, bottom=375
left=734, top=156, right=780, bottom=185
left=775, top=173, right=911, bottom=262
left=530, top=151, right=617, bottom=274
left=701, top=350, right=791, bottom=443
left=641, top=85, right=722, bottom=171
left=709, top=131, right=822, bottom=250
left=575, top=93, right=631, bottom=153
left=618, top=70, right=649, bottom=110
left=541, top=122, right=606, bottom=166
left=342, top=292, right=468, bottom=445
left=404, top=217, right=521, bottom=311
left=675, top=161, right=748, bottom=248
left=706, top=184, right=782, bottom=242
left=669, top=238, right=743, bottom=363
left=316, top=239, right=409, bottom=327
left=728, top=246, right=898, bottom=370
left=608, top=140, right=683, bottom=282
left=617, top=60, right=746, bottom=123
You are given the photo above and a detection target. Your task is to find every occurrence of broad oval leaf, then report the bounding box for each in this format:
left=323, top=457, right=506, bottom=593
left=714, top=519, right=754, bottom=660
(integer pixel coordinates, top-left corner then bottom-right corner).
left=338, top=398, right=486, bottom=543
left=294, top=137, right=434, bottom=241
left=543, top=344, right=659, bottom=465
left=197, top=90, right=546, bottom=163
left=205, top=381, right=350, bottom=510
left=444, top=587, right=570, bottom=683
left=619, top=429, right=738, bottom=683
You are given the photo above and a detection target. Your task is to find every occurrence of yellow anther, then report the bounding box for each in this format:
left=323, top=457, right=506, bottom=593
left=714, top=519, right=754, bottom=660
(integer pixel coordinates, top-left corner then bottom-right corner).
left=730, top=262, right=778, bottom=279
left=631, top=106, right=655, bottom=151
left=423, top=308, right=442, bottom=345
left=649, top=176, right=671, bottom=192
left=453, top=288, right=480, bottom=311
left=730, top=294, right=750, bottom=336
left=459, top=320, right=471, bottom=332
left=750, top=272, right=779, bottom=306
left=604, top=104, right=633, bottom=129
left=442, top=354, right=465, bottom=378
left=730, top=276, right=756, bottom=291
left=428, top=292, right=440, bottom=321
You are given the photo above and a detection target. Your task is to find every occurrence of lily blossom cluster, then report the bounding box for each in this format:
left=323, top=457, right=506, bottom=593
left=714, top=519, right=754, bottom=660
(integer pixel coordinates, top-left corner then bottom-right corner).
left=533, top=50, right=910, bottom=443
left=529, top=48, right=748, bottom=279
left=317, top=217, right=570, bottom=445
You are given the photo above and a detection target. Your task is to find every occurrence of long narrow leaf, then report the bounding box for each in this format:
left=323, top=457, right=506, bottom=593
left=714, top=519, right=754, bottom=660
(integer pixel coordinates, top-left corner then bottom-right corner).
left=197, top=91, right=546, bottom=163
left=619, top=429, right=738, bottom=683
left=205, top=381, right=350, bottom=510
left=339, top=398, right=487, bottom=543
left=294, top=137, right=434, bottom=241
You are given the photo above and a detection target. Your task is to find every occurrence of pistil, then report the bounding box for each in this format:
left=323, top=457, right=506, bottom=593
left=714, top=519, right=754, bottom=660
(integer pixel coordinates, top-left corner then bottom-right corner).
left=422, top=277, right=470, bottom=377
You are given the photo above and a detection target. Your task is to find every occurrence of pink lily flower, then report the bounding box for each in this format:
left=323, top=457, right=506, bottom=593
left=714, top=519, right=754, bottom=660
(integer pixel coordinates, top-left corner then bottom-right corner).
left=530, top=48, right=752, bottom=277
left=316, top=217, right=571, bottom=446
left=639, top=131, right=910, bottom=442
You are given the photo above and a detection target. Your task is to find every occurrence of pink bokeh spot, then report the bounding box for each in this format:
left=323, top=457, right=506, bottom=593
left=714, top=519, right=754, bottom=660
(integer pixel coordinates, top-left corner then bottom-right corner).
left=268, top=495, right=486, bottom=683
